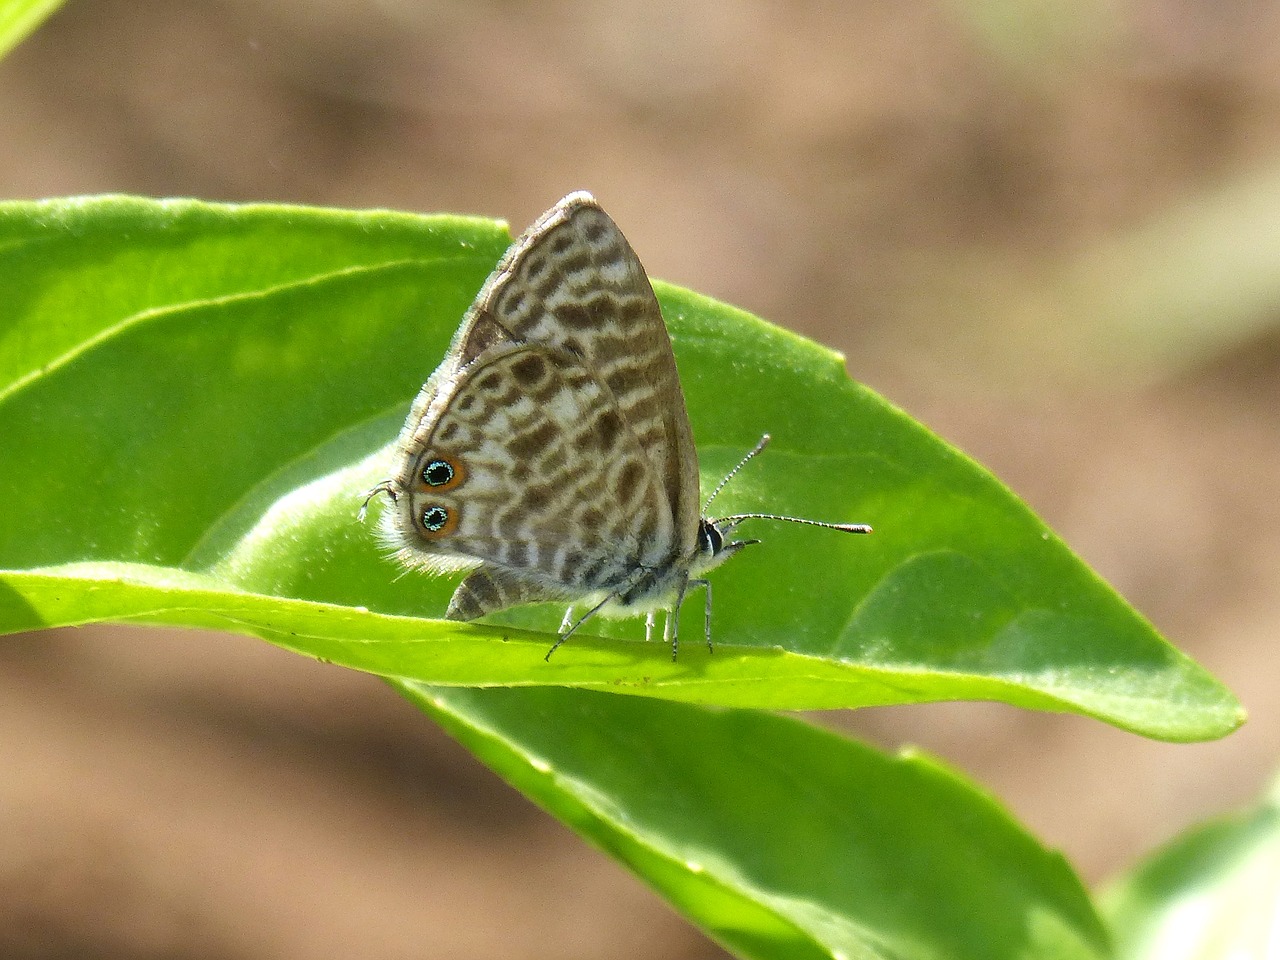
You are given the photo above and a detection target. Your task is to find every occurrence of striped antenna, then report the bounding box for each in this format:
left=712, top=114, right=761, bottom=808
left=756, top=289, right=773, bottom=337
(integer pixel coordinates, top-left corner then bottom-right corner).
left=702, top=434, right=773, bottom=512
left=712, top=513, right=872, bottom=535
left=704, top=434, right=873, bottom=535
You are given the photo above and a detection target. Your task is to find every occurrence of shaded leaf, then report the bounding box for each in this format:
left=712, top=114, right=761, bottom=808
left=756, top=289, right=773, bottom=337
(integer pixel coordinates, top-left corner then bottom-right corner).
left=404, top=684, right=1112, bottom=960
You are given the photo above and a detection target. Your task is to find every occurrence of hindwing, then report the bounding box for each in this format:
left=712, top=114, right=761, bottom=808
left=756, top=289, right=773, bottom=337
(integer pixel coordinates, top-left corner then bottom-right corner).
left=390, top=342, right=677, bottom=596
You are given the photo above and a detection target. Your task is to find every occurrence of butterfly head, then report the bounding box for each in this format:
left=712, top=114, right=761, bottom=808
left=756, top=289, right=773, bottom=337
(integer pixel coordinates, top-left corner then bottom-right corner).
left=692, top=517, right=759, bottom=575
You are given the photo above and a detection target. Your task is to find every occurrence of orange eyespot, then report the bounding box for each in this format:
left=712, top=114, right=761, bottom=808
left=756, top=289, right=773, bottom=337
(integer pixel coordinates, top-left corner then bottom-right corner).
left=417, top=454, right=466, bottom=493
left=418, top=503, right=459, bottom=540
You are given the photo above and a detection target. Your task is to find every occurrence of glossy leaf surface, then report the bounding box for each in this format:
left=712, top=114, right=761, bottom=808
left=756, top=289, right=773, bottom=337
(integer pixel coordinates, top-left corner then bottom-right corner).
left=0, top=196, right=1242, bottom=741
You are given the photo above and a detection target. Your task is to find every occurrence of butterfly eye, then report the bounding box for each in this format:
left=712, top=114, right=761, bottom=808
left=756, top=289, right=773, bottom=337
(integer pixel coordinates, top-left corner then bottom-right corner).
left=423, top=459, right=454, bottom=486
left=697, top=519, right=723, bottom=556
left=421, top=505, right=450, bottom=532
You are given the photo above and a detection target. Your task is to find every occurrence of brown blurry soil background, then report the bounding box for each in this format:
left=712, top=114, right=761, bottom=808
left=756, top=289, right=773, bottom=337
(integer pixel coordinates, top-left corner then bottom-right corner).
left=2, top=1, right=1279, bottom=957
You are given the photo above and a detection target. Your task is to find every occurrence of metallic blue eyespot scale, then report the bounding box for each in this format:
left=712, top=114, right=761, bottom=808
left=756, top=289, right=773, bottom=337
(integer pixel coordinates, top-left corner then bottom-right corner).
left=423, top=459, right=454, bottom=486
left=421, top=506, right=449, bottom=531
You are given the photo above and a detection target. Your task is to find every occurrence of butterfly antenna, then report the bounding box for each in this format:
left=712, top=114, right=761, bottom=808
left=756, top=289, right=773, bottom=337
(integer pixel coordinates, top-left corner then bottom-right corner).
left=712, top=513, right=872, bottom=535
left=703, top=434, right=772, bottom=512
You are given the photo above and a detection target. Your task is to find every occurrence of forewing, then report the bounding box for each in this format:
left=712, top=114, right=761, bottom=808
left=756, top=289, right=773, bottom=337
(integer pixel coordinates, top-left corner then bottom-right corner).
left=395, top=343, right=677, bottom=595
left=458, top=192, right=702, bottom=544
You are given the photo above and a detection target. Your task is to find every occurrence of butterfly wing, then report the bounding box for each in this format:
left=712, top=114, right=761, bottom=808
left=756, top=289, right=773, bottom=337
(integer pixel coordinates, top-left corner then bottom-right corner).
left=456, top=192, right=702, bottom=547
left=387, top=341, right=678, bottom=603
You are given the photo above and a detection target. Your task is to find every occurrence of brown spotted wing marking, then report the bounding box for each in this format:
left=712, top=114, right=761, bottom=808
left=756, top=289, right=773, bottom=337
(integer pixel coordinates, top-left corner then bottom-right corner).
left=455, top=193, right=701, bottom=548
left=396, top=341, right=678, bottom=619
left=372, top=191, right=871, bottom=657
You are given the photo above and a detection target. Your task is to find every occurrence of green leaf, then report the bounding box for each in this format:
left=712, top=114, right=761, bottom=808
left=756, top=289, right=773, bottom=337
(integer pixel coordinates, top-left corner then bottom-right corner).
left=0, top=196, right=1242, bottom=740
left=1100, top=771, right=1280, bottom=960
left=402, top=683, right=1111, bottom=960
left=0, top=0, right=66, bottom=59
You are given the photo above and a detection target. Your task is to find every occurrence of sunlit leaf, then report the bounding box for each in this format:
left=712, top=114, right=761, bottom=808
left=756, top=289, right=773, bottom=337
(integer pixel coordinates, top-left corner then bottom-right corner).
left=0, top=196, right=1243, bottom=741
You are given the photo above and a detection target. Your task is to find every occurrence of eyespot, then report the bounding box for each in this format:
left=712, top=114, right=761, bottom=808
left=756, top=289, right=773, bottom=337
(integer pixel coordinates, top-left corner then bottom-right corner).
left=416, top=453, right=465, bottom=492
left=421, top=505, right=449, bottom=532
left=423, top=459, right=454, bottom=487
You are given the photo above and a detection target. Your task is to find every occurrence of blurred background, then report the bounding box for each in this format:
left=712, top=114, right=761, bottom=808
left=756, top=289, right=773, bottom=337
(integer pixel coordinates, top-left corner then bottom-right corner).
left=2, top=1, right=1278, bottom=957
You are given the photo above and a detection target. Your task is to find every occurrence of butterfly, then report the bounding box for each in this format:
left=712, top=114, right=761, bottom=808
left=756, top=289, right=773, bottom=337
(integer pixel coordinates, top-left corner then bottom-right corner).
left=364, top=191, right=870, bottom=660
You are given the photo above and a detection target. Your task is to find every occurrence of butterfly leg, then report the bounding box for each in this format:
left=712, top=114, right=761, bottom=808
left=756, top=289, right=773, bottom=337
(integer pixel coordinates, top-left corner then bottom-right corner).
left=662, top=601, right=677, bottom=661
left=689, top=578, right=713, bottom=654
left=644, top=610, right=656, bottom=644
left=545, top=594, right=613, bottom=661
left=667, top=574, right=702, bottom=662
left=559, top=607, right=575, bottom=633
